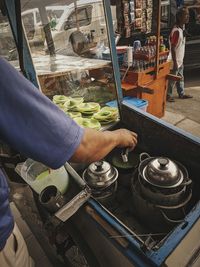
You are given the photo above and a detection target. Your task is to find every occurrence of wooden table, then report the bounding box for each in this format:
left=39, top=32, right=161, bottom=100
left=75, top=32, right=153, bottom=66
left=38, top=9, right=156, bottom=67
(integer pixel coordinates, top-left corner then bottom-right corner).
left=121, top=61, right=171, bottom=118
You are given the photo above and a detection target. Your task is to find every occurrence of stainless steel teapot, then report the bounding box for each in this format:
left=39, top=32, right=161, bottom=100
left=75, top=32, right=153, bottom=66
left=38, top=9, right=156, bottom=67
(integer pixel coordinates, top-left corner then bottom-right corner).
left=138, top=153, right=192, bottom=189
left=82, top=160, right=118, bottom=189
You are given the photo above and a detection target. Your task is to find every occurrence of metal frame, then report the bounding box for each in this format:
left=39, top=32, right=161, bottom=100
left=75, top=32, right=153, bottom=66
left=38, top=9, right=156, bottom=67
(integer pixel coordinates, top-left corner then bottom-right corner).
left=4, top=0, right=39, bottom=87
left=87, top=187, right=200, bottom=266
left=103, top=0, right=123, bottom=116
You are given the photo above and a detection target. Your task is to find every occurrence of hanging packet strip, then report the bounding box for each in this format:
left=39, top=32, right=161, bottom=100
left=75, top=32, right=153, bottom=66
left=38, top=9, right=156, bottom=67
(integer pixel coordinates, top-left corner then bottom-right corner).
left=130, top=1, right=135, bottom=12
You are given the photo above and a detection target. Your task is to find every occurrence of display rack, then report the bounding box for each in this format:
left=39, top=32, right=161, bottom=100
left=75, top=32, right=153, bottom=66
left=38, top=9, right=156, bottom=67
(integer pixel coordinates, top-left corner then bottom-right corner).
left=117, top=0, right=170, bottom=118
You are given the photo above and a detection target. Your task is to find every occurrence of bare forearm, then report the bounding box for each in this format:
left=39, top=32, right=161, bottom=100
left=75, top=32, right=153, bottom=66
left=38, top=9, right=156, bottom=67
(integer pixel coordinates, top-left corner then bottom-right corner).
left=70, top=128, right=137, bottom=163
left=71, top=129, right=117, bottom=163
left=171, top=47, right=177, bottom=68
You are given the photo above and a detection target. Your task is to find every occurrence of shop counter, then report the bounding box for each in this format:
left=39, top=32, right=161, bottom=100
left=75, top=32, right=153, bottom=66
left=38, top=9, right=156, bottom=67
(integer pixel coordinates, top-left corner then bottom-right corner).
left=121, top=61, right=171, bottom=118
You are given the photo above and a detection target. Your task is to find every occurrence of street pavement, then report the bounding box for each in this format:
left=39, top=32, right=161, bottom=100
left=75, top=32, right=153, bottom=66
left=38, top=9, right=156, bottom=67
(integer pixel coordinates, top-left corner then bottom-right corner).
left=162, top=68, right=200, bottom=138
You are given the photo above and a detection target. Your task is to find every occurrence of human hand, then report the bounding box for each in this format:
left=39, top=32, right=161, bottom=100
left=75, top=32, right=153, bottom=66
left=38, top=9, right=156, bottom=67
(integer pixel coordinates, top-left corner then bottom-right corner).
left=114, top=129, right=138, bottom=150
left=71, top=128, right=138, bottom=163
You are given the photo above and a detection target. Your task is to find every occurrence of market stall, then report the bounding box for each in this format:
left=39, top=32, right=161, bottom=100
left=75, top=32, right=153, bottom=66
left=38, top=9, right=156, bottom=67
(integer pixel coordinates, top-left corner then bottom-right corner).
left=121, top=57, right=170, bottom=118
left=114, top=0, right=171, bottom=118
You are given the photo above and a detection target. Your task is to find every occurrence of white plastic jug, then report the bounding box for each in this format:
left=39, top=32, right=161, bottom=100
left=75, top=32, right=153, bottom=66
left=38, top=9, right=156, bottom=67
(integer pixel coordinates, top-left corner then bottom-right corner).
left=16, top=159, right=69, bottom=194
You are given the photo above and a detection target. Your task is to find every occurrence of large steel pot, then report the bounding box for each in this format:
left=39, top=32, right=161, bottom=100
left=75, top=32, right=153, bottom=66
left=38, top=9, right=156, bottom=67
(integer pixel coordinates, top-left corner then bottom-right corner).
left=138, top=153, right=191, bottom=189
left=131, top=153, right=192, bottom=232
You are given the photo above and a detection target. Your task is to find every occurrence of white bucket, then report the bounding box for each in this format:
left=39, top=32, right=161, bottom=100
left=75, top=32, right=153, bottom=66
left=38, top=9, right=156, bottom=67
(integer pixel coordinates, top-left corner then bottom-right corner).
left=16, top=159, right=69, bottom=194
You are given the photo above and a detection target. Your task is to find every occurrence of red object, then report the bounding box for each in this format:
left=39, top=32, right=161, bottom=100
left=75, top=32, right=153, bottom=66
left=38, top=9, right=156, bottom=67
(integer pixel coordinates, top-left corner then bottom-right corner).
left=170, top=30, right=179, bottom=46
left=116, top=46, right=128, bottom=54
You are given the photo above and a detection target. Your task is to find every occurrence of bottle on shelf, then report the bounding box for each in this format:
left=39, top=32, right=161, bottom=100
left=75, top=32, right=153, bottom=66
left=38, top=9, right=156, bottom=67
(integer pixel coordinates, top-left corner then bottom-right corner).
left=159, top=36, right=166, bottom=53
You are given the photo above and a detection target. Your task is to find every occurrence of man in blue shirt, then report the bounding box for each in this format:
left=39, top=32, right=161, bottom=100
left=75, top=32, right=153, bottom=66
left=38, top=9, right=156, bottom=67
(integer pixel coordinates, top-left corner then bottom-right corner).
left=0, top=57, right=137, bottom=267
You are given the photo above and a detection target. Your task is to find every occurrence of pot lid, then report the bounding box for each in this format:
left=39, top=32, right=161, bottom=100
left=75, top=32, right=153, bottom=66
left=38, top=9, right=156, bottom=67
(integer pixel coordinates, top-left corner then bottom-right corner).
left=143, top=157, right=183, bottom=188
left=82, top=161, right=118, bottom=188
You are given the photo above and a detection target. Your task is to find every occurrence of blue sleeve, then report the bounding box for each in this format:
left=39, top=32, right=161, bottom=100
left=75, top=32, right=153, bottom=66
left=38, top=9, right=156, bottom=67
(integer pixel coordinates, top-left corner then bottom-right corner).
left=0, top=58, right=84, bottom=169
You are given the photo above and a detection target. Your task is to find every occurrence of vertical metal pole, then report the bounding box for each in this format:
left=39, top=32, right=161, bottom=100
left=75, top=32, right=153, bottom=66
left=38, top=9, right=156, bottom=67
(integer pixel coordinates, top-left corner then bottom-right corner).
left=5, top=0, right=39, bottom=87
left=38, top=5, right=55, bottom=56
left=15, top=0, right=25, bottom=75
left=74, top=0, right=80, bottom=31
left=102, top=0, right=123, bottom=116
left=155, top=0, right=161, bottom=78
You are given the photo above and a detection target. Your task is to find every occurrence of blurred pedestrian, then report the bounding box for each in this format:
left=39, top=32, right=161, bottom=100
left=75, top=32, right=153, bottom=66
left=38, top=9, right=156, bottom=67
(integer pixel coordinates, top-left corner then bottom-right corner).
left=167, top=7, right=193, bottom=102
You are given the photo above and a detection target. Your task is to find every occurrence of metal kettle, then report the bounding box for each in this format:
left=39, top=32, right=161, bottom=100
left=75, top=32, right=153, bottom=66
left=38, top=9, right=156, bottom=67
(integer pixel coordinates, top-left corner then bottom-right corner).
left=82, top=160, right=118, bottom=189
left=138, top=153, right=192, bottom=189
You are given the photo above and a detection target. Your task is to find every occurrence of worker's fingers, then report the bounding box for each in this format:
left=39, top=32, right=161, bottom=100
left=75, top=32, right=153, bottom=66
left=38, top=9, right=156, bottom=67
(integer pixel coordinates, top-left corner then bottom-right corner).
left=114, top=129, right=138, bottom=149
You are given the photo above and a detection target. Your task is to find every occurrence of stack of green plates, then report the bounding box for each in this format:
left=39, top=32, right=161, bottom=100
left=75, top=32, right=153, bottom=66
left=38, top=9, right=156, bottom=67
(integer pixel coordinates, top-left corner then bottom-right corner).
left=64, top=97, right=84, bottom=111
left=93, top=106, right=118, bottom=124
left=66, top=111, right=82, bottom=119
left=52, top=96, right=118, bottom=128
left=53, top=95, right=70, bottom=105
left=74, top=117, right=101, bottom=130
left=78, top=102, right=100, bottom=116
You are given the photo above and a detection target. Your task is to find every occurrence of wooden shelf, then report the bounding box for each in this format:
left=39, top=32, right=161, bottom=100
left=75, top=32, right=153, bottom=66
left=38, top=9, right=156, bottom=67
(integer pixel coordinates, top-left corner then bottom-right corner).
left=121, top=82, right=137, bottom=91
left=121, top=61, right=171, bottom=118
left=121, top=61, right=171, bottom=87
left=133, top=50, right=169, bottom=61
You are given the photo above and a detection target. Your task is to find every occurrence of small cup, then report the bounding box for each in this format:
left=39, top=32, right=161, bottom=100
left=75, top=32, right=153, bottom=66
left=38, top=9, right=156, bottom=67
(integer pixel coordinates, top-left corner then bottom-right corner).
left=39, top=185, right=65, bottom=213
left=133, top=40, right=141, bottom=52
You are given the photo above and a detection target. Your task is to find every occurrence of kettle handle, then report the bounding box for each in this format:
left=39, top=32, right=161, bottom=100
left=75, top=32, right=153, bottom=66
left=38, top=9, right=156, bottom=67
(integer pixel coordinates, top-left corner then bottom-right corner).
left=160, top=209, right=185, bottom=224
left=139, top=152, right=151, bottom=162
left=181, top=178, right=192, bottom=187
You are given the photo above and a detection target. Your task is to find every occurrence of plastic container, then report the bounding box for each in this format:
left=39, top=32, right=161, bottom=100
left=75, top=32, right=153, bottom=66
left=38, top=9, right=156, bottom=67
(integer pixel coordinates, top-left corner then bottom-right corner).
left=15, top=159, right=69, bottom=194
left=116, top=46, right=128, bottom=53
left=102, top=50, right=124, bottom=66
left=133, top=40, right=141, bottom=52
left=106, top=97, right=148, bottom=112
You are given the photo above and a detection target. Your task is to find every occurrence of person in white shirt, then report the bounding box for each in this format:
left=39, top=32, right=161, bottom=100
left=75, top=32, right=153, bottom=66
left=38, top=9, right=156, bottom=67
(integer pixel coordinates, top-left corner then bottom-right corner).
left=167, top=7, right=193, bottom=102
